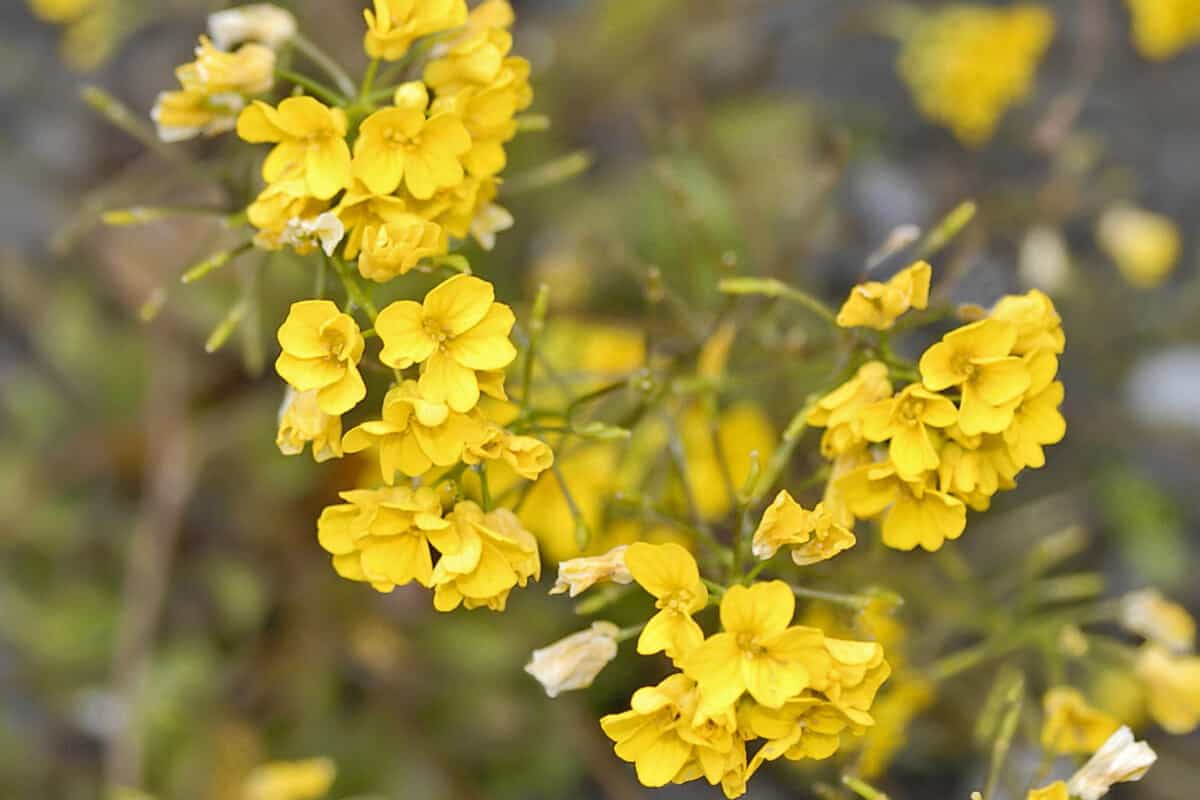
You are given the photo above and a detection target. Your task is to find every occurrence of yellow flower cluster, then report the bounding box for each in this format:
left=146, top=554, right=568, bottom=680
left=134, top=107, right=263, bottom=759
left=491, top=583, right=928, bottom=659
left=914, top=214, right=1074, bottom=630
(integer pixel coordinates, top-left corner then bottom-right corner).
left=235, top=0, right=530, bottom=268
left=898, top=4, right=1054, bottom=146
left=1125, top=591, right=1200, bottom=734
left=595, top=545, right=888, bottom=798
left=1125, top=0, right=1200, bottom=60
left=811, top=263, right=1066, bottom=551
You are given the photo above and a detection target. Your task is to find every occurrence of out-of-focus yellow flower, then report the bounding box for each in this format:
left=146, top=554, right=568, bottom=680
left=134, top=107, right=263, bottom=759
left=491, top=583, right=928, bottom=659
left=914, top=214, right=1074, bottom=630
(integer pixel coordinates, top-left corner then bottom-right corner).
left=317, top=486, right=449, bottom=591
left=1096, top=205, right=1181, bottom=288
left=376, top=274, right=518, bottom=412
left=859, top=383, right=958, bottom=479
left=430, top=502, right=540, bottom=611
left=836, top=261, right=931, bottom=330
left=837, top=460, right=967, bottom=551
left=1041, top=687, right=1122, bottom=755
left=525, top=621, right=620, bottom=697
left=357, top=217, right=446, bottom=282
left=510, top=443, right=620, bottom=561
left=920, top=319, right=1031, bottom=436
left=1067, top=726, right=1157, bottom=800
left=28, top=0, right=94, bottom=23
left=550, top=545, right=633, bottom=597
left=685, top=581, right=827, bottom=715
left=238, top=97, right=351, bottom=199
left=807, top=361, right=893, bottom=458
left=364, top=0, right=468, bottom=61
left=853, top=677, right=933, bottom=778
left=679, top=402, right=776, bottom=521
left=352, top=82, right=471, bottom=198
left=243, top=757, right=335, bottom=800
left=1134, top=644, right=1200, bottom=733
left=208, top=4, right=297, bottom=51
left=152, top=88, right=246, bottom=143
left=751, top=491, right=856, bottom=566
left=898, top=4, right=1054, bottom=145
left=1027, top=782, right=1069, bottom=800
left=274, top=300, right=365, bottom=416
left=276, top=388, right=343, bottom=462
left=1125, top=0, right=1200, bottom=60
left=1120, top=589, right=1196, bottom=654
left=625, top=542, right=708, bottom=663
left=342, top=381, right=486, bottom=482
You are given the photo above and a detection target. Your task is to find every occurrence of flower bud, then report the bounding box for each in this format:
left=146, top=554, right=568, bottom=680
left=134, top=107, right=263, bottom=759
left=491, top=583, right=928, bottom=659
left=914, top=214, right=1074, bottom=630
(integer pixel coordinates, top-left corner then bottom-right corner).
left=525, top=622, right=620, bottom=698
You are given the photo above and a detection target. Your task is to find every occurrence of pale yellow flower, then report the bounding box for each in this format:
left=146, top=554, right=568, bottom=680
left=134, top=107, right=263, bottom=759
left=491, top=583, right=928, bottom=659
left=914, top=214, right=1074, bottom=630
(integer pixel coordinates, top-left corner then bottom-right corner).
left=525, top=621, right=620, bottom=697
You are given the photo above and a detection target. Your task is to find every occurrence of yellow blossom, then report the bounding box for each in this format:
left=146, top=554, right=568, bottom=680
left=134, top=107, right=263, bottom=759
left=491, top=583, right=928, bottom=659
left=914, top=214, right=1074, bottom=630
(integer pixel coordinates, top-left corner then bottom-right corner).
left=678, top=402, right=776, bottom=521
left=208, top=4, right=297, bottom=51
left=276, top=388, right=343, bottom=462
left=424, top=27, right=514, bottom=95
left=835, top=261, right=931, bottom=330
left=1003, top=349, right=1065, bottom=470
left=1096, top=205, right=1181, bottom=288
left=181, top=36, right=275, bottom=95
left=1125, top=0, right=1200, bottom=60
left=317, top=486, right=449, bottom=592
left=859, top=383, right=958, bottom=479
left=1134, top=643, right=1200, bottom=733
left=28, top=0, right=94, bottom=23
left=376, top=274, right=518, bottom=412
left=430, top=502, right=540, bottom=611
left=1120, top=589, right=1196, bottom=654
left=936, top=427, right=1020, bottom=510
left=247, top=174, right=330, bottom=250
left=243, top=757, right=335, bottom=800
left=743, top=696, right=870, bottom=766
left=430, top=58, right=532, bottom=178
left=854, top=677, right=934, bottom=778
left=898, top=4, right=1054, bottom=145
left=357, top=217, right=446, bottom=282
left=625, top=542, right=708, bottom=662
left=837, top=460, right=967, bottom=551
left=807, top=361, right=893, bottom=457
left=152, top=88, right=246, bottom=142
left=920, top=319, right=1031, bottom=436
left=334, top=179, right=413, bottom=259
left=684, top=581, right=827, bottom=715
left=550, top=545, right=633, bottom=597
left=1041, top=687, right=1121, bottom=755
left=352, top=82, right=472, bottom=198
left=237, top=96, right=352, bottom=199
left=525, top=621, right=620, bottom=698
left=363, top=0, right=468, bottom=61
left=1027, top=782, right=1069, bottom=800
left=813, top=637, right=891, bottom=713
left=462, top=423, right=554, bottom=480
left=751, top=491, right=856, bottom=566
left=1067, top=726, right=1157, bottom=800
left=988, top=289, right=1065, bottom=356
left=274, top=300, right=365, bottom=416
left=341, top=381, right=486, bottom=483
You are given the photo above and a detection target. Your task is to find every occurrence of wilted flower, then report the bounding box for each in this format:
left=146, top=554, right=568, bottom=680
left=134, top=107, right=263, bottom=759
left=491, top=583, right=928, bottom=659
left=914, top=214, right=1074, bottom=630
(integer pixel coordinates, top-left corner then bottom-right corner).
left=549, top=545, right=633, bottom=597
left=208, top=4, right=298, bottom=51
left=525, top=621, right=621, bottom=697
left=1066, top=726, right=1157, bottom=800
left=1120, top=588, right=1196, bottom=654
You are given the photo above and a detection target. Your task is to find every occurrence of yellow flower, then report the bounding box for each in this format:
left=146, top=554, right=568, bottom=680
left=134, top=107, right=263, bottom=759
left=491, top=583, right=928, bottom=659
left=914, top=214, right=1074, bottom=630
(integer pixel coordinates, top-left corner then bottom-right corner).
left=936, top=427, right=1020, bottom=510
left=743, top=696, right=870, bottom=766
left=352, top=82, right=472, bottom=198
left=837, top=460, right=967, bottom=551
left=1003, top=349, right=1065, bottom=470
left=1027, top=782, right=1069, bottom=800
left=376, top=274, right=518, bottom=412
left=276, top=388, right=343, bottom=462
left=357, top=217, right=446, bottom=282
left=684, top=581, right=827, bottom=715
left=237, top=97, right=351, bottom=199
left=274, top=300, right=365, bottom=416
left=208, top=4, right=297, bottom=51
left=835, top=261, right=931, bottom=330
left=853, top=677, right=934, bottom=778
left=988, top=289, right=1065, bottom=356
left=431, top=58, right=532, bottom=179
left=1120, top=589, right=1196, bottom=654
left=364, top=0, right=468, bottom=61
left=1134, top=643, right=1200, bottom=733
left=334, top=179, right=413, bottom=259
left=1041, top=687, right=1122, bottom=755
left=341, top=381, right=486, bottom=483
left=424, top=27, right=514, bottom=95
left=625, top=542, right=708, bottom=662
left=751, top=491, right=856, bottom=565
left=813, top=637, right=891, bottom=713
left=678, top=402, right=776, bottom=521
left=1067, top=726, right=1157, bottom=800
left=181, top=36, right=275, bottom=95
left=317, top=486, right=450, bottom=592
left=152, top=88, right=246, bottom=143
left=462, top=424, right=554, bottom=481
left=898, top=4, right=1054, bottom=145
left=807, top=361, right=893, bottom=458
left=243, top=757, right=335, bottom=800
left=247, top=174, right=330, bottom=249
left=28, top=0, right=94, bottom=23
left=599, top=674, right=714, bottom=789
left=1096, top=205, right=1181, bottom=288
left=525, top=621, right=620, bottom=697
left=1125, top=0, right=1200, bottom=60
left=430, top=502, right=540, bottom=611
left=859, top=383, right=958, bottom=480
left=550, top=545, right=633, bottom=597
left=920, top=318, right=1031, bottom=436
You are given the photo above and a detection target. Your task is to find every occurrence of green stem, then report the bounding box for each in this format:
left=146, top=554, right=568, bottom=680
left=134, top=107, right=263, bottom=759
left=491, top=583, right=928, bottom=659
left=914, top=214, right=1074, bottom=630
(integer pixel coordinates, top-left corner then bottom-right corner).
left=325, top=253, right=378, bottom=322
left=749, top=395, right=820, bottom=505
left=718, top=277, right=838, bottom=325
left=274, top=67, right=344, bottom=105
left=478, top=464, right=492, bottom=511
left=551, top=462, right=591, bottom=551
left=291, top=33, right=357, bottom=98
left=790, top=584, right=873, bottom=610
left=360, top=58, right=381, bottom=101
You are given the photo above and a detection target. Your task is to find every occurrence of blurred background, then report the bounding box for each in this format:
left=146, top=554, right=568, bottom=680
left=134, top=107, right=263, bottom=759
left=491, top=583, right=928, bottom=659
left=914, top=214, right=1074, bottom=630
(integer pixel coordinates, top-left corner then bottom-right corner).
left=2, top=0, right=1199, bottom=797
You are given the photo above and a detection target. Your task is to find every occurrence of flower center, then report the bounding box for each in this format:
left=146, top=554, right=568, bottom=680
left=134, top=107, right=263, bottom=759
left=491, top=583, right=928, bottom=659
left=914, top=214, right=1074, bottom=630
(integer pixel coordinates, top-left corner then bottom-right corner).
left=736, top=631, right=767, bottom=657
left=660, top=590, right=693, bottom=614
left=898, top=397, right=926, bottom=423
left=422, top=318, right=450, bottom=345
